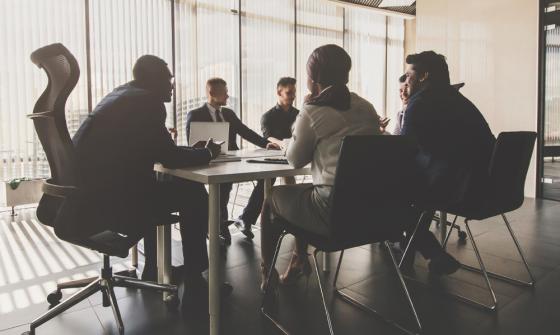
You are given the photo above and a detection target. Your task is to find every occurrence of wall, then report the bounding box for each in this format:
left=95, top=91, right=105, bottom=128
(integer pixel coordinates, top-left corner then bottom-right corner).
left=415, top=0, right=539, bottom=197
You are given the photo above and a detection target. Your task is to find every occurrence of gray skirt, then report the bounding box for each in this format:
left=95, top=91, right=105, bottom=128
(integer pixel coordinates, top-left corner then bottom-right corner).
left=269, top=183, right=332, bottom=236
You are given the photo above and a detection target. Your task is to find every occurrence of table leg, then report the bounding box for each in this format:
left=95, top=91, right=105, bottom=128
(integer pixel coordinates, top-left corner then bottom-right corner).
left=157, top=224, right=171, bottom=300
left=439, top=211, right=447, bottom=247
left=208, top=183, right=221, bottom=335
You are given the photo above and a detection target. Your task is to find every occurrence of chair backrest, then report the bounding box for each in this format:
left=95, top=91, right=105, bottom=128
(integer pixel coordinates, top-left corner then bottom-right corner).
left=487, top=131, right=536, bottom=212
left=329, top=135, right=419, bottom=241
left=29, top=43, right=80, bottom=192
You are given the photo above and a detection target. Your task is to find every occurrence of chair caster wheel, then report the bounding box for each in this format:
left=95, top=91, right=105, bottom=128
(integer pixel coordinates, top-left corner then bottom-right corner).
left=164, top=295, right=179, bottom=309
left=47, top=290, right=62, bottom=306
left=21, top=331, right=32, bottom=335
left=458, top=230, right=468, bottom=241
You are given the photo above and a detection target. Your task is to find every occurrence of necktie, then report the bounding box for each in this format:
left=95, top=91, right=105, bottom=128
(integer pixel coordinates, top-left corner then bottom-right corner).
left=215, top=109, right=223, bottom=122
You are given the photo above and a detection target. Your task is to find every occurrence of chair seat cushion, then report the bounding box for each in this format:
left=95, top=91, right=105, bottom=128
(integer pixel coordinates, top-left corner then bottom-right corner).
left=273, top=216, right=403, bottom=252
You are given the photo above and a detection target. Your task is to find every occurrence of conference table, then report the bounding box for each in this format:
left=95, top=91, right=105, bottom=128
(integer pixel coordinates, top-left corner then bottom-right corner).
left=154, top=148, right=310, bottom=335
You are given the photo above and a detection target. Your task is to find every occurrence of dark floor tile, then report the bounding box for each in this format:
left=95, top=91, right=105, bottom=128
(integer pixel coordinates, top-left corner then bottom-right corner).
left=9, top=307, right=105, bottom=335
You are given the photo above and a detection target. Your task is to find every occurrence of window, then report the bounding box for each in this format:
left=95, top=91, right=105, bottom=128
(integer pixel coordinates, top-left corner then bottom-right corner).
left=295, top=0, right=344, bottom=108
left=0, top=0, right=87, bottom=180
left=0, top=0, right=406, bottom=181
left=174, top=0, right=240, bottom=145
left=241, top=0, right=295, bottom=137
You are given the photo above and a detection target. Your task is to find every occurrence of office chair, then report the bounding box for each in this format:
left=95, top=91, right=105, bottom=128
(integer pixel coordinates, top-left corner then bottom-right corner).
left=262, top=135, right=422, bottom=335
left=22, top=43, right=178, bottom=335
left=402, top=131, right=537, bottom=311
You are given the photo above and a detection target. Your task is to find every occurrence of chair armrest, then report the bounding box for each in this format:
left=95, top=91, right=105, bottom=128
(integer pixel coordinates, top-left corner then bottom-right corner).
left=27, top=111, right=55, bottom=119
left=42, top=179, right=78, bottom=198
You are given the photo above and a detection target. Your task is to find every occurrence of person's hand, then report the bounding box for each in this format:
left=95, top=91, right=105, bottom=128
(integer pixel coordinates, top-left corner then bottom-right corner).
left=267, top=137, right=284, bottom=148
left=205, top=138, right=221, bottom=159
left=266, top=142, right=281, bottom=150
left=379, top=117, right=390, bottom=133
left=168, top=127, right=178, bottom=142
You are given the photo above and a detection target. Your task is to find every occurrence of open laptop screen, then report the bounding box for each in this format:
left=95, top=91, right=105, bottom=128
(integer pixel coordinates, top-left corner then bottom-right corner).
left=188, top=122, right=229, bottom=149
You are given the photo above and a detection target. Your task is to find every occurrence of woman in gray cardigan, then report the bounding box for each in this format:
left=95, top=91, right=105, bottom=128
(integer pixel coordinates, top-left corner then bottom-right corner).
left=259, top=44, right=381, bottom=289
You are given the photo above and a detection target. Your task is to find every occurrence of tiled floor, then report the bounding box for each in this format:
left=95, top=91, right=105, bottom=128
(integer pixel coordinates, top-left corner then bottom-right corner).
left=1, top=194, right=560, bottom=335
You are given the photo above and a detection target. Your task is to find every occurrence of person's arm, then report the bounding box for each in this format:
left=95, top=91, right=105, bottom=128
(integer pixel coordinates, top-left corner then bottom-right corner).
left=148, top=103, right=211, bottom=168
left=224, top=109, right=269, bottom=148
left=286, top=111, right=316, bottom=168
left=260, top=111, right=274, bottom=139
left=185, top=110, right=194, bottom=146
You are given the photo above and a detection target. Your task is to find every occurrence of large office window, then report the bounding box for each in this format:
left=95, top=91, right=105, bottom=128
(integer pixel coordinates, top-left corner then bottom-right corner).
left=89, top=0, right=173, bottom=126
left=345, top=8, right=387, bottom=116
left=386, top=16, right=405, bottom=121
left=241, top=0, right=295, bottom=137
left=174, top=0, right=240, bottom=145
left=295, top=0, right=344, bottom=108
left=0, top=0, right=88, bottom=180
left=0, top=0, right=406, bottom=181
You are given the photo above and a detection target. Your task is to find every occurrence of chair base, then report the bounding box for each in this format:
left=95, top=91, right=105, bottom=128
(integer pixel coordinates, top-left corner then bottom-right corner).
left=401, top=212, right=535, bottom=312
left=23, top=255, right=178, bottom=335
left=261, top=232, right=421, bottom=335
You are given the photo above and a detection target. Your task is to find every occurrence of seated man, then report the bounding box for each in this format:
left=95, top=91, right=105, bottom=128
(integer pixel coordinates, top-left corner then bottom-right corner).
left=186, top=78, right=280, bottom=244
left=233, top=77, right=299, bottom=239
left=71, top=55, right=226, bottom=309
left=393, top=74, right=409, bottom=135
left=401, top=51, right=496, bottom=274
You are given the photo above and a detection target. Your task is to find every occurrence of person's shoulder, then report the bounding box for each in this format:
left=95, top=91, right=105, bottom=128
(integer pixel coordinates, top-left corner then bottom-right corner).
left=95, top=83, right=160, bottom=113
left=188, top=104, right=207, bottom=116
left=221, top=106, right=235, bottom=114
left=349, top=92, right=376, bottom=111
left=262, top=106, right=279, bottom=118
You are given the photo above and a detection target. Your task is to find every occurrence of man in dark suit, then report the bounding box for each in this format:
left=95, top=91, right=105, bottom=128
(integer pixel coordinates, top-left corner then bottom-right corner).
left=232, top=77, right=299, bottom=240
left=400, top=51, right=496, bottom=274
left=70, top=55, right=226, bottom=306
left=186, top=78, right=280, bottom=244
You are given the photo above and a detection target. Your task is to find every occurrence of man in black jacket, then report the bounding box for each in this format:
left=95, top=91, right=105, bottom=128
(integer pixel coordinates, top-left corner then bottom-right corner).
left=232, top=77, right=299, bottom=239
left=186, top=78, right=279, bottom=244
left=400, top=51, right=496, bottom=274
left=71, top=55, right=223, bottom=302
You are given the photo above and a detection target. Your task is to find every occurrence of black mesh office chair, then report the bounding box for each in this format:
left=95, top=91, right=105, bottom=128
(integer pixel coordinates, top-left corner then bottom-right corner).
left=22, top=43, right=178, bottom=335
left=262, top=135, right=422, bottom=335
left=402, top=131, right=537, bottom=311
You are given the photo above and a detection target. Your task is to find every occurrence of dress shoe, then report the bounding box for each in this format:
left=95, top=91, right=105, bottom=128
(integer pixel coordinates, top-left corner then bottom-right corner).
left=220, top=221, right=232, bottom=245
left=208, top=222, right=232, bottom=246
left=428, top=252, right=461, bottom=275
left=233, top=218, right=254, bottom=240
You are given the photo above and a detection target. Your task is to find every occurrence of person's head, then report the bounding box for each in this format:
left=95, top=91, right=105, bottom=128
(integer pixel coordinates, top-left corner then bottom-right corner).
left=132, top=55, right=174, bottom=102
left=276, top=77, right=296, bottom=107
left=404, top=51, right=450, bottom=97
left=398, top=74, right=409, bottom=106
left=306, top=44, right=351, bottom=96
left=206, top=78, right=229, bottom=107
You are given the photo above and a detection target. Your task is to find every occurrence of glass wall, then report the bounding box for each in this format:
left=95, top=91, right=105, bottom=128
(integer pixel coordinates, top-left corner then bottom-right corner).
left=241, top=0, right=295, bottom=138
left=0, top=0, right=406, bottom=180
left=295, top=0, right=344, bottom=108
left=0, top=0, right=88, bottom=180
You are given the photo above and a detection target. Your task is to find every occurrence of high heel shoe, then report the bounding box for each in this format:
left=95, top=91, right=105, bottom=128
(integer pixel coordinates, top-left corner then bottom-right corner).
left=279, top=252, right=312, bottom=285
left=260, top=262, right=280, bottom=293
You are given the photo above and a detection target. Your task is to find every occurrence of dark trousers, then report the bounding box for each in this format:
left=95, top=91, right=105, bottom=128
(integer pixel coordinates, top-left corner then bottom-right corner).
left=143, top=179, right=209, bottom=279
left=405, top=209, right=444, bottom=260
left=238, top=178, right=276, bottom=226
left=220, top=182, right=233, bottom=222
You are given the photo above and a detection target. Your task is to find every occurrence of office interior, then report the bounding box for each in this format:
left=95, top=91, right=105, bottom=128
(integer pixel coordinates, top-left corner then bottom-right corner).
left=1, top=0, right=559, bottom=334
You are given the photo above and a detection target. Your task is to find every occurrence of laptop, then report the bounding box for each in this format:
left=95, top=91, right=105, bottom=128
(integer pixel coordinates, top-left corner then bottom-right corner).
left=188, top=122, right=229, bottom=149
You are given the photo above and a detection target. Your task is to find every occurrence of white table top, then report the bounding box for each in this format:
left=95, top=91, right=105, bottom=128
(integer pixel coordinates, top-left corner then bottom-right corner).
left=154, top=150, right=310, bottom=184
